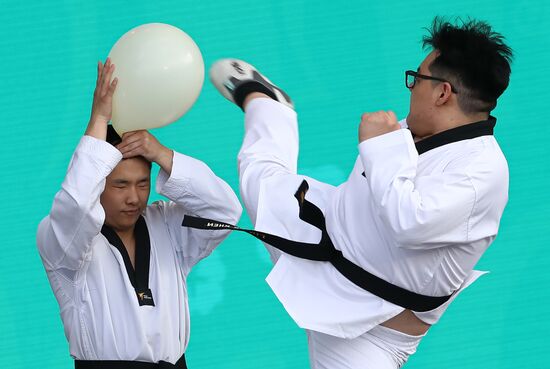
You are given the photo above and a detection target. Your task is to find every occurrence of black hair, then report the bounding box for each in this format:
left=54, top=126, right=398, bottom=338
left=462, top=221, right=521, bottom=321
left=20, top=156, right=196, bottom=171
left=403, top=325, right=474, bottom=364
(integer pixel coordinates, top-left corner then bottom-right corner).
left=106, top=124, right=123, bottom=146
left=422, top=17, right=513, bottom=113
left=106, top=125, right=152, bottom=169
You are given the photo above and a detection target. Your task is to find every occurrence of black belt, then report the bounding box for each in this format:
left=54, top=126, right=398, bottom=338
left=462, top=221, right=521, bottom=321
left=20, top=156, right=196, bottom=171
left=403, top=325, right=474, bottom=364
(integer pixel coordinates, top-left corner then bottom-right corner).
left=182, top=180, right=453, bottom=312
left=75, top=354, right=187, bottom=369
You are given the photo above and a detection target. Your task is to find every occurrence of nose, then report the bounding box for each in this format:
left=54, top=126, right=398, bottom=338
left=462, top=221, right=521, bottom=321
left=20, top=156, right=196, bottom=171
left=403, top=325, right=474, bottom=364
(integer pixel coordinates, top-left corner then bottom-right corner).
left=126, top=185, right=139, bottom=205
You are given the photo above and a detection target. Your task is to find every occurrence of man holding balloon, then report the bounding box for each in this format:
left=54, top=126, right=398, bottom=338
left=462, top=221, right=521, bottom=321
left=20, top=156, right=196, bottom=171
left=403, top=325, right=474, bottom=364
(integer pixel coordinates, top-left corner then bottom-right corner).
left=37, top=53, right=241, bottom=369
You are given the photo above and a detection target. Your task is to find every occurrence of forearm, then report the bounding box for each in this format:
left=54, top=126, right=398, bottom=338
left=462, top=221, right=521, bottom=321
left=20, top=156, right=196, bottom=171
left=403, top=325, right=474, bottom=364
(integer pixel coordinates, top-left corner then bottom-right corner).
left=38, top=136, right=122, bottom=268
left=359, top=129, right=474, bottom=248
left=85, top=116, right=109, bottom=141
left=153, top=146, right=174, bottom=175
left=157, top=151, right=242, bottom=224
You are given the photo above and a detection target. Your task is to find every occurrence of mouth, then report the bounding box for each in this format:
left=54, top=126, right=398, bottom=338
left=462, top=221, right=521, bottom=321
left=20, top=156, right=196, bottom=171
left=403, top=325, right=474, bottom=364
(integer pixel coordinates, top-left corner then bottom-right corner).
left=121, top=209, right=140, bottom=216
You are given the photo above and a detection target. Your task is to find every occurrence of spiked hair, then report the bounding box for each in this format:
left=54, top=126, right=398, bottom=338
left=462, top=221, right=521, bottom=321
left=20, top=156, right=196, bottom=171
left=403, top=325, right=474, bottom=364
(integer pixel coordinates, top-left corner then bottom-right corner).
left=422, top=17, right=513, bottom=113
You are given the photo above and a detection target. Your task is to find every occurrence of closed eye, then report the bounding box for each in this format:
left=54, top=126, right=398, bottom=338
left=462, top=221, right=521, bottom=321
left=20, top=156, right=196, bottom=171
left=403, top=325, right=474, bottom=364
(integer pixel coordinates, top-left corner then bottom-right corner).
left=111, top=180, right=129, bottom=188
left=138, top=178, right=150, bottom=187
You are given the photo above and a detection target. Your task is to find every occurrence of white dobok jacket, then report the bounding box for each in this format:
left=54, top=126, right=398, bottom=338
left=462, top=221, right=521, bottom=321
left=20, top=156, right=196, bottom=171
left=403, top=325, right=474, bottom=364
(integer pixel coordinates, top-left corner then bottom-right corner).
left=240, top=99, right=509, bottom=339
left=37, top=136, right=242, bottom=362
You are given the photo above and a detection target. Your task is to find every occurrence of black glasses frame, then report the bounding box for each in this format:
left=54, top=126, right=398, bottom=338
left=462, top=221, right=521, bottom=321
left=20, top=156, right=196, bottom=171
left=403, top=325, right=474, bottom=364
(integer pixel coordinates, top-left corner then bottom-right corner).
left=405, top=70, right=458, bottom=93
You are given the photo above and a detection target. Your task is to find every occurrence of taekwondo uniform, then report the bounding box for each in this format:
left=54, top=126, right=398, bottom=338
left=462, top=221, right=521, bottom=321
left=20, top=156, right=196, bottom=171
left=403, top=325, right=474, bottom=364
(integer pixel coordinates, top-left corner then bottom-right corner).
left=37, top=136, right=242, bottom=367
left=237, top=98, right=508, bottom=368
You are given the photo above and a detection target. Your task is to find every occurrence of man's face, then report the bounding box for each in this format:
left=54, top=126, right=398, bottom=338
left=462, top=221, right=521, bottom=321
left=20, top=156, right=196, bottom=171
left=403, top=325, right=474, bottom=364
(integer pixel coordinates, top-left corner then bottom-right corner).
left=406, top=51, right=439, bottom=138
left=100, top=157, right=151, bottom=233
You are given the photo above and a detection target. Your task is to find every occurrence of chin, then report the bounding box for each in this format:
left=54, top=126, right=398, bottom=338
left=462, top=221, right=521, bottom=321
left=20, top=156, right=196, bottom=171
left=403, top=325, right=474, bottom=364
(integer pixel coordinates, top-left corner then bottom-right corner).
left=111, top=218, right=139, bottom=232
left=125, top=217, right=140, bottom=228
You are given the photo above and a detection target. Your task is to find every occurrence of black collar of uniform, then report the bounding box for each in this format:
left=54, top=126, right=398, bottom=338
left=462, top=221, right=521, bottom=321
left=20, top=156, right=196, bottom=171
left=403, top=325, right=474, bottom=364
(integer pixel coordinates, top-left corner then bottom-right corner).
left=414, top=116, right=496, bottom=155
left=101, top=216, right=155, bottom=306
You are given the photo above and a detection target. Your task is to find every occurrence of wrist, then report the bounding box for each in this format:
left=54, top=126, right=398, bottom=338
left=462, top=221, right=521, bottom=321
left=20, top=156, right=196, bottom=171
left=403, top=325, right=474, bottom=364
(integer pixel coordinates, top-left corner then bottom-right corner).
left=155, top=146, right=174, bottom=174
left=89, top=112, right=110, bottom=123
left=154, top=146, right=173, bottom=163
left=85, top=117, right=110, bottom=140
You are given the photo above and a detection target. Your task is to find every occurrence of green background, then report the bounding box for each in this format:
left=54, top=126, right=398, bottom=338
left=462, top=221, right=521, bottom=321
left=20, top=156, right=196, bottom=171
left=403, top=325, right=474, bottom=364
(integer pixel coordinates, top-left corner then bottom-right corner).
left=0, top=0, right=548, bottom=368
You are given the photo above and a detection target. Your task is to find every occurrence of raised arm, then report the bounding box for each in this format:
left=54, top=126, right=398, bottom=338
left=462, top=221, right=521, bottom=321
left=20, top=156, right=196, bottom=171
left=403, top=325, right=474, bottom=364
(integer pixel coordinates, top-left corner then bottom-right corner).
left=117, top=129, right=242, bottom=273
left=37, top=59, right=121, bottom=273
left=357, top=111, right=504, bottom=249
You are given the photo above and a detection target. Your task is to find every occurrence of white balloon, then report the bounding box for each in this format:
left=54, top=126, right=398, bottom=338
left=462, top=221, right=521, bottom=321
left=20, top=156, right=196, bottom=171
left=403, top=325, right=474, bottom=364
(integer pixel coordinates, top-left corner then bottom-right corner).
left=108, top=23, right=204, bottom=133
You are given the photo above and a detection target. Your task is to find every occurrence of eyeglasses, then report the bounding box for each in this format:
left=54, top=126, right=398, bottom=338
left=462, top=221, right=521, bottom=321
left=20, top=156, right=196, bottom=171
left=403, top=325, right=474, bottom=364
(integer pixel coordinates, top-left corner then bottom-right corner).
left=405, top=70, right=458, bottom=93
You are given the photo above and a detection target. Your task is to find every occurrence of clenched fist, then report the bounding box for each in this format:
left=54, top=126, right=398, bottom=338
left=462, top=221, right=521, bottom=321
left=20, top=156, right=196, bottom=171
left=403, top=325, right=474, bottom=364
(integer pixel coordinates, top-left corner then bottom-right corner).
left=358, top=111, right=400, bottom=143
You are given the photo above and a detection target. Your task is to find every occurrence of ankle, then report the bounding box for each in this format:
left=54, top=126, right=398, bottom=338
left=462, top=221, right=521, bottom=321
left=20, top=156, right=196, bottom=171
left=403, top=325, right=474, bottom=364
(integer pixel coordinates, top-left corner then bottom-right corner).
left=243, top=92, right=272, bottom=110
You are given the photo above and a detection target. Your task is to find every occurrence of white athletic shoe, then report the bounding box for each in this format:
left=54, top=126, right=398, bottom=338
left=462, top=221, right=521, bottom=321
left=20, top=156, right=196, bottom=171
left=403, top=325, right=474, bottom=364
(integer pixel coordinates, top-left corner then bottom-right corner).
left=209, top=59, right=294, bottom=110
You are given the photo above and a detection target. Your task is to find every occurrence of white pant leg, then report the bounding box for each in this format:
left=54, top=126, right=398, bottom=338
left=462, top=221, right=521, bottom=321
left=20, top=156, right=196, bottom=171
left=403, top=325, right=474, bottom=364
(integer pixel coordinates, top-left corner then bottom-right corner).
left=238, top=98, right=300, bottom=263
left=238, top=99, right=424, bottom=368
left=307, top=326, right=423, bottom=369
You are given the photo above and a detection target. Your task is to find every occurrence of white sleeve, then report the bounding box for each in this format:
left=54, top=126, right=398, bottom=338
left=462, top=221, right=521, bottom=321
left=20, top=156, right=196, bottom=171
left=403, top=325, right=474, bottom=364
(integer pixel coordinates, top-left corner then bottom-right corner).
left=37, top=136, right=122, bottom=273
left=155, top=151, right=242, bottom=273
left=358, top=129, right=482, bottom=249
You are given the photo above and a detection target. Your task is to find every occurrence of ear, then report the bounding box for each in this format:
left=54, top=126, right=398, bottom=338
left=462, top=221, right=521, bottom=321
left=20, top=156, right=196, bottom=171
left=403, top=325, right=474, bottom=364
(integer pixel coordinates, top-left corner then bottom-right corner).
left=434, top=82, right=453, bottom=106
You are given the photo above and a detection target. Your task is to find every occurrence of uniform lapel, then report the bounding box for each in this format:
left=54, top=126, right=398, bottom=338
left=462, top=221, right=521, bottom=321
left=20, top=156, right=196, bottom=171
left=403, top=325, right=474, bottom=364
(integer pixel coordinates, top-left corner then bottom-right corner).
left=101, top=215, right=155, bottom=306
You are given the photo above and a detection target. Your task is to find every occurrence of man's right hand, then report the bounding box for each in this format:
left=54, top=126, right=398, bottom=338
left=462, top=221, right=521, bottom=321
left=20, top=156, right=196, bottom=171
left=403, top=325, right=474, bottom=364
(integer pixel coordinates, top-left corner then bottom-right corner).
left=358, top=110, right=400, bottom=143
left=85, top=58, right=118, bottom=140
